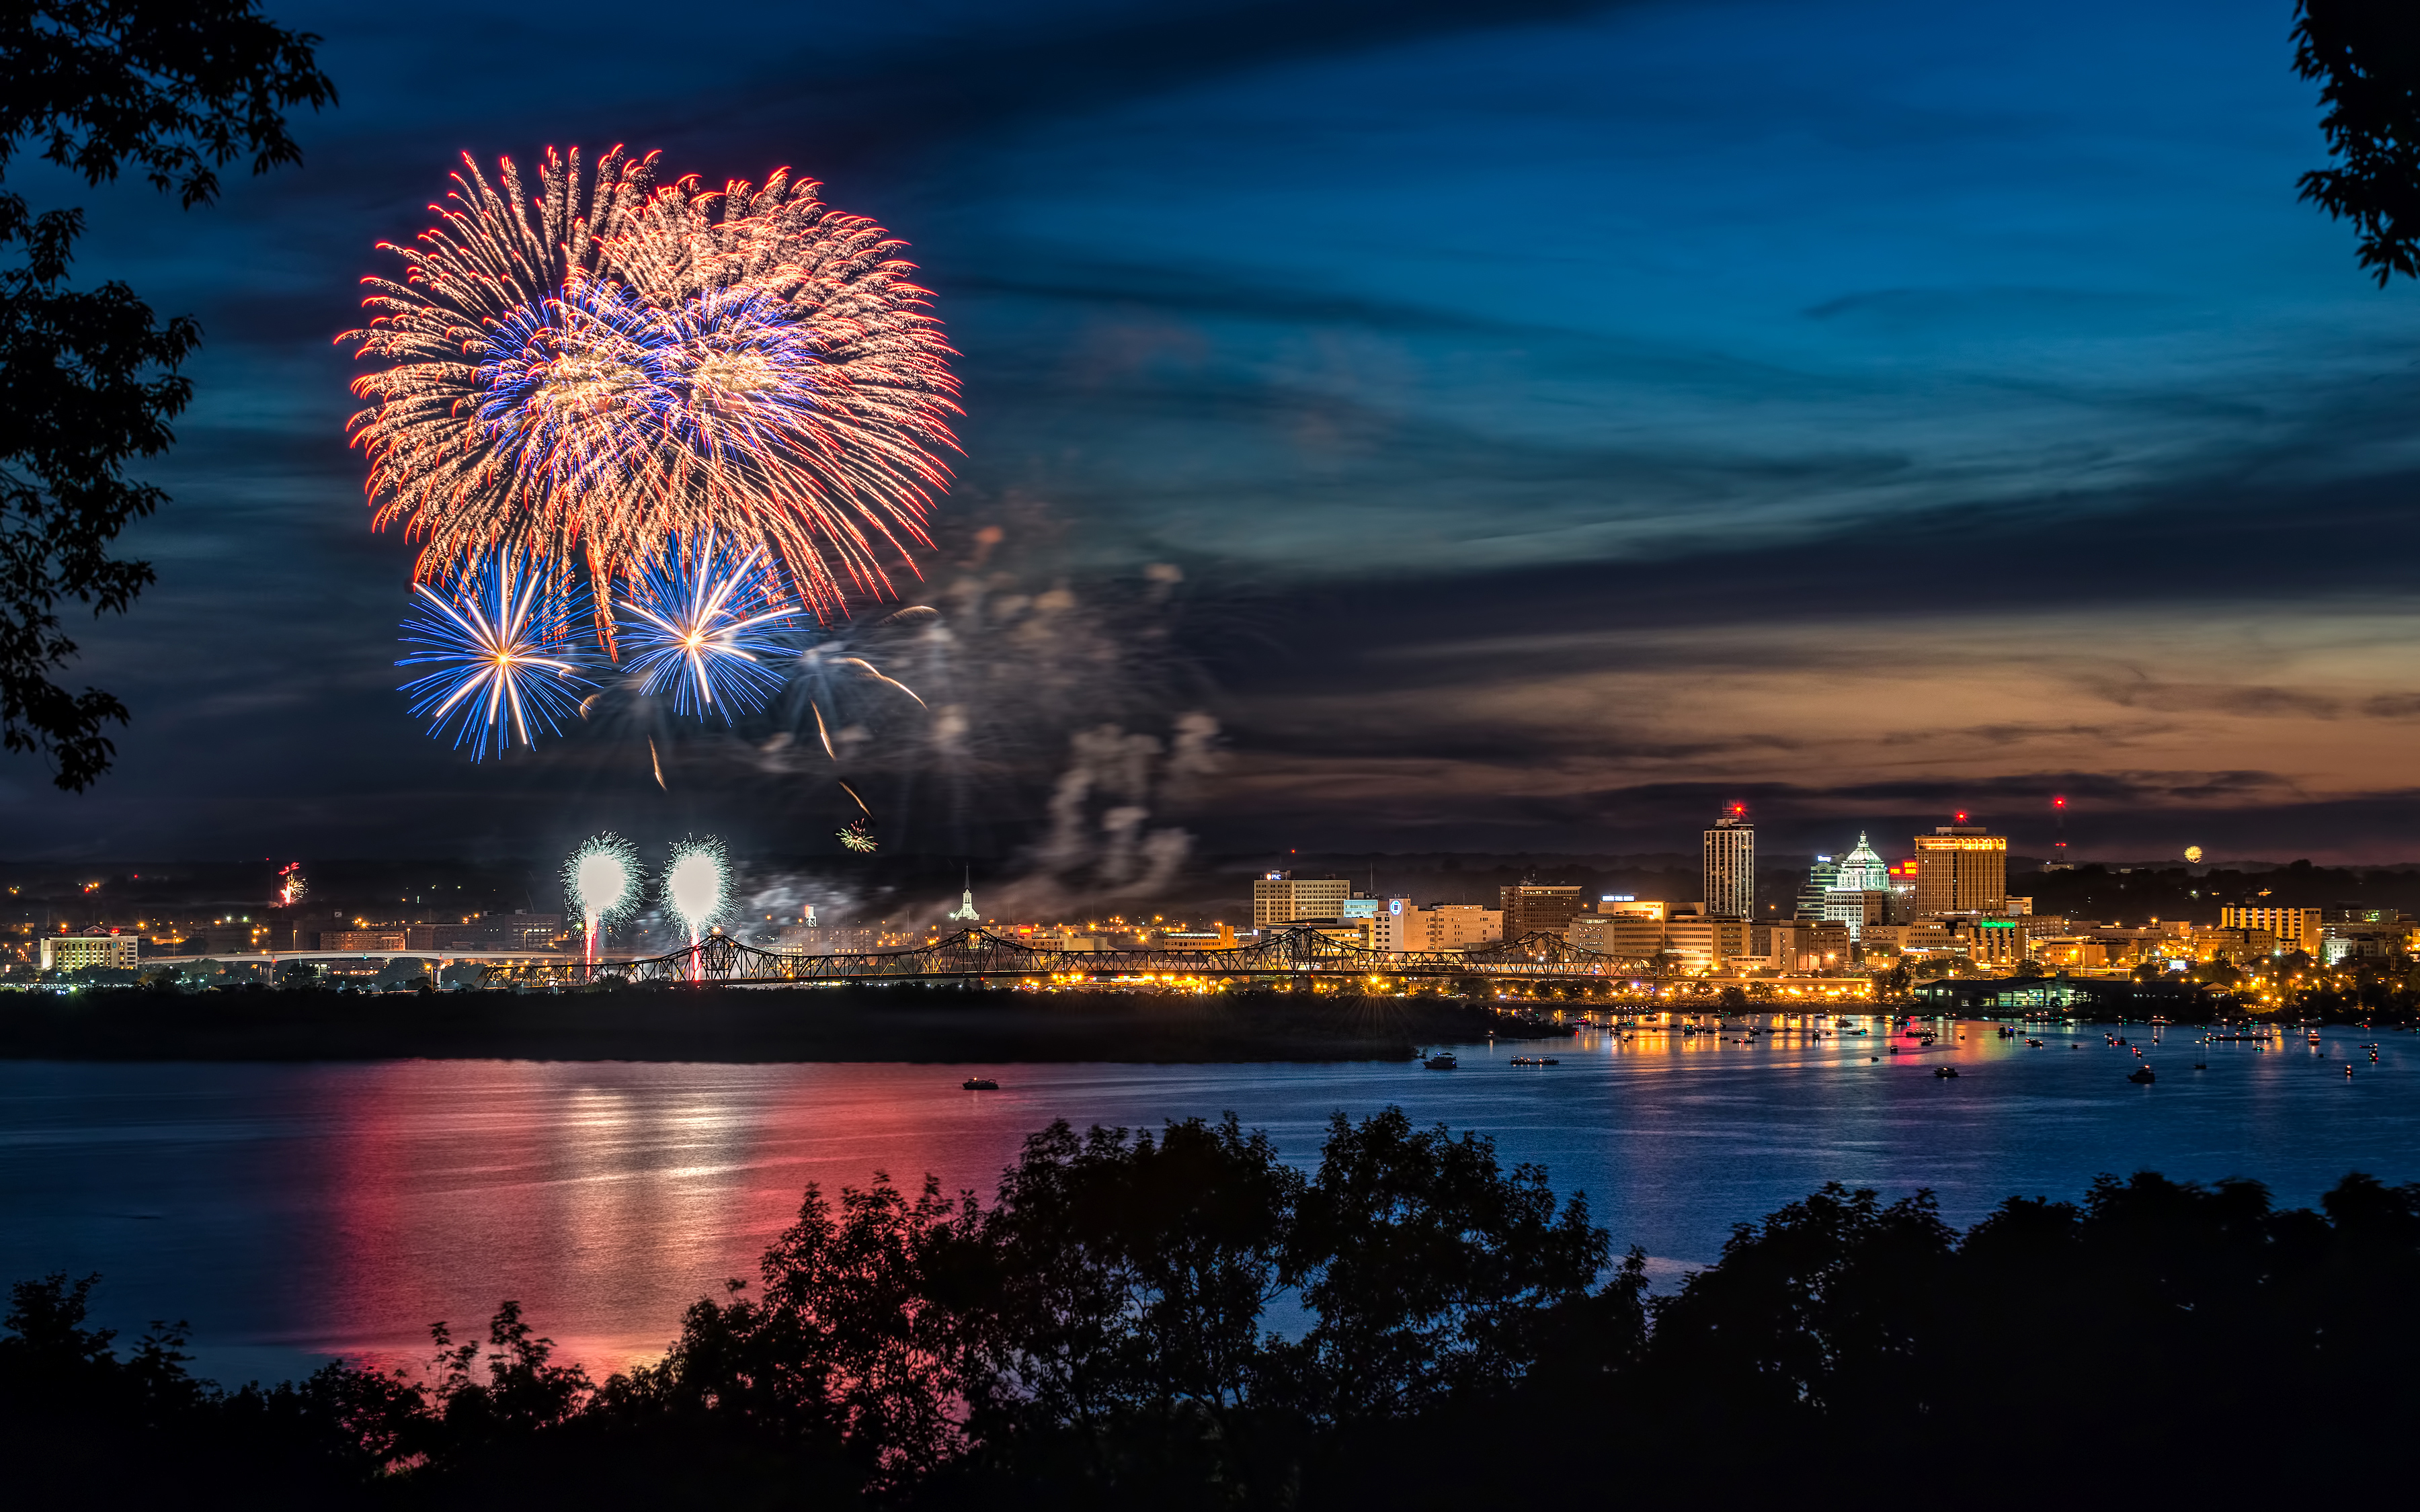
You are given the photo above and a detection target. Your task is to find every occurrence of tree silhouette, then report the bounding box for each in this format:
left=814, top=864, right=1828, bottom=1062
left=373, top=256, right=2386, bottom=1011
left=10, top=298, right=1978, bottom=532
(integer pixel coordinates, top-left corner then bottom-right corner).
left=8, top=1120, right=2420, bottom=1506
left=2296, top=0, right=2420, bottom=284
left=0, top=3, right=333, bottom=788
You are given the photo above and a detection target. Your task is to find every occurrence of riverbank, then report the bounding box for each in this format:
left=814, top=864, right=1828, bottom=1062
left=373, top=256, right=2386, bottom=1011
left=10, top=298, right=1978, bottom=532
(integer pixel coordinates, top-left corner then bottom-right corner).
left=0, top=984, right=1570, bottom=1063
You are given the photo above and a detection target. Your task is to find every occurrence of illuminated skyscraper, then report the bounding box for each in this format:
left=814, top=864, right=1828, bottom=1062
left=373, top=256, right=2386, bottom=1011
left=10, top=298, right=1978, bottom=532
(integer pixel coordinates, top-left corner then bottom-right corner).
left=1914, top=818, right=2007, bottom=916
left=1703, top=804, right=1756, bottom=920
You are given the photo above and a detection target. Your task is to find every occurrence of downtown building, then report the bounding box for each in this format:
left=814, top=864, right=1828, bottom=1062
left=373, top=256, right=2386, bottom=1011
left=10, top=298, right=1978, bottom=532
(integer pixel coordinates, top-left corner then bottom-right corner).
left=1372, top=902, right=1502, bottom=951
left=39, top=933, right=138, bottom=972
left=2217, top=905, right=2323, bottom=957
left=1252, top=874, right=1353, bottom=929
left=1913, top=825, right=2008, bottom=916
left=1498, top=884, right=1588, bottom=941
left=1703, top=806, right=1755, bottom=919
left=1570, top=904, right=1748, bottom=970
left=1820, top=833, right=1893, bottom=940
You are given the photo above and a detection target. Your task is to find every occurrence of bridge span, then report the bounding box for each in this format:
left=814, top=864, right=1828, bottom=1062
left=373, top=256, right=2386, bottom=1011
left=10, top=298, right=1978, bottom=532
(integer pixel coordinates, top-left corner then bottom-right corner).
left=501, top=926, right=1658, bottom=986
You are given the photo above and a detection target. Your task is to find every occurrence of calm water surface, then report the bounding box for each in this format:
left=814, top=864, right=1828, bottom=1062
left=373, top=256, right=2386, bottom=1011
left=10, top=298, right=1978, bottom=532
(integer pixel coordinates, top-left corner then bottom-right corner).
left=3, top=1021, right=2415, bottom=1384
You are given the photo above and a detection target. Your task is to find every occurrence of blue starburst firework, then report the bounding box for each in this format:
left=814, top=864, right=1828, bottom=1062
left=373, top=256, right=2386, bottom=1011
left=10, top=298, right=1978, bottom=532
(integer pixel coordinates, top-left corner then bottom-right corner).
left=397, top=551, right=594, bottom=759
left=617, top=532, right=800, bottom=721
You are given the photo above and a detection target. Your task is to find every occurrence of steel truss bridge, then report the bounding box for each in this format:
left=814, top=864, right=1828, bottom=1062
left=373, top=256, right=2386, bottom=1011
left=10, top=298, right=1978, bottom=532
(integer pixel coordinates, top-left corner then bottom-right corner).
left=501, top=927, right=1659, bottom=987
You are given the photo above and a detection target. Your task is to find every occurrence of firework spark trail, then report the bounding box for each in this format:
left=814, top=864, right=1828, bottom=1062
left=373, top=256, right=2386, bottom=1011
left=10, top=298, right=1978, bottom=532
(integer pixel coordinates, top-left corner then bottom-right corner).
left=825, top=655, right=925, bottom=708
left=618, top=532, right=799, bottom=721
left=344, top=147, right=960, bottom=620
left=563, top=832, right=641, bottom=964
left=397, top=551, right=593, bottom=759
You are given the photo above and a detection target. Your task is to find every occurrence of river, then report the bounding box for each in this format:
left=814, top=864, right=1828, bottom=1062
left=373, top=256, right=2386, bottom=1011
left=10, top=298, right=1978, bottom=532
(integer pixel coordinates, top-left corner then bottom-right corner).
left=1, top=1018, right=2412, bottom=1385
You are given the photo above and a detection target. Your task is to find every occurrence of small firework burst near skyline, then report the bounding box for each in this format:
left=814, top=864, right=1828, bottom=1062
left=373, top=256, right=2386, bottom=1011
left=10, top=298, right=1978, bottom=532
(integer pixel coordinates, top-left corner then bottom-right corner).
left=563, top=832, right=641, bottom=962
left=618, top=533, right=798, bottom=722
left=397, top=552, right=592, bottom=759
left=661, top=835, right=730, bottom=980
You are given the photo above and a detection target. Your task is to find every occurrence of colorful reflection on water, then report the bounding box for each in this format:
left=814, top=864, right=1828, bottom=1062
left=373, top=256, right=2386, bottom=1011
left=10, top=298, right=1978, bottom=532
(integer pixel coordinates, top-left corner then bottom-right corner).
left=1, top=1019, right=2413, bottom=1384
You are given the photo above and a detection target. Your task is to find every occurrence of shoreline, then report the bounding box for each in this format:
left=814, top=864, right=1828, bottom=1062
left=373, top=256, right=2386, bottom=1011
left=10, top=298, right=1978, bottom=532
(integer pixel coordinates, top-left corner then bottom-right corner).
left=0, top=984, right=1573, bottom=1064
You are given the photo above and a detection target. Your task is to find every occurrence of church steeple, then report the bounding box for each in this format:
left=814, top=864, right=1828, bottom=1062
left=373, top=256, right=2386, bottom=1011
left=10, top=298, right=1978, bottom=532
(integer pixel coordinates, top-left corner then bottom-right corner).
left=949, top=866, right=981, bottom=924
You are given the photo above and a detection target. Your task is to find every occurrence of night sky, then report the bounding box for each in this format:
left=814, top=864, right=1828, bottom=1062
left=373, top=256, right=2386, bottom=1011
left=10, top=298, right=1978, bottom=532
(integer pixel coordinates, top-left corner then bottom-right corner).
left=5, top=0, right=2417, bottom=876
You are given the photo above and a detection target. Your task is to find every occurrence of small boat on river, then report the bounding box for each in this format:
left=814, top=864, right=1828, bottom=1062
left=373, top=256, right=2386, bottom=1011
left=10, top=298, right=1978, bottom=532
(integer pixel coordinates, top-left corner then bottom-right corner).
left=1509, top=1056, right=1560, bottom=1066
left=1424, top=1051, right=1459, bottom=1070
left=2128, top=1066, right=2156, bottom=1085
left=963, top=1077, right=1000, bottom=1091
left=1933, top=1066, right=1960, bottom=1079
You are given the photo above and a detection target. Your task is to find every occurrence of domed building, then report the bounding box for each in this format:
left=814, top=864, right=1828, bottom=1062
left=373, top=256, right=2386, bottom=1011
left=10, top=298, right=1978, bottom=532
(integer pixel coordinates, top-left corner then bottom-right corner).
left=1832, top=833, right=1888, bottom=893
left=1824, top=833, right=1890, bottom=939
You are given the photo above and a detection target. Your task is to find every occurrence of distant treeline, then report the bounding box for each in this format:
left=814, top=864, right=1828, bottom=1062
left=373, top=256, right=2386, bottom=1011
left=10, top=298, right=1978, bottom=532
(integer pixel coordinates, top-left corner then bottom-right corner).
left=6, top=1109, right=2415, bottom=1509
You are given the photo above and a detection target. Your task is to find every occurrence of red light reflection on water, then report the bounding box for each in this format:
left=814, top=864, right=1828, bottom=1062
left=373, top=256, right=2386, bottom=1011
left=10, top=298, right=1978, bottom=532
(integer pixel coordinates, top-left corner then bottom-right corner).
left=312, top=1062, right=1055, bottom=1379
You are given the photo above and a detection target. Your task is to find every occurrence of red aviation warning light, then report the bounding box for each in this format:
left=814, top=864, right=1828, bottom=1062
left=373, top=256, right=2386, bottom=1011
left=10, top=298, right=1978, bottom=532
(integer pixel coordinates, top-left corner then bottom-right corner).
left=1953, top=810, right=1969, bottom=823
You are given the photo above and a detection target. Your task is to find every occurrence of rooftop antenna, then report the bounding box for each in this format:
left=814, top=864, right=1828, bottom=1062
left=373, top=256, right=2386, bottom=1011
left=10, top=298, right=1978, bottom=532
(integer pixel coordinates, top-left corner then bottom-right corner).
left=2052, top=796, right=2068, bottom=866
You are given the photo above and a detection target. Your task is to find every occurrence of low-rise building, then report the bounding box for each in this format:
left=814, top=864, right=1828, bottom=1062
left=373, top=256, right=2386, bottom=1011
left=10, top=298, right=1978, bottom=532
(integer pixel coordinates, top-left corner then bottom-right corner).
left=1405, top=904, right=1502, bottom=950
left=1572, top=911, right=1748, bottom=969
left=322, top=929, right=409, bottom=952
left=1755, top=919, right=1853, bottom=971
left=1354, top=899, right=1420, bottom=949
left=1252, top=874, right=1351, bottom=929
left=2190, top=925, right=2277, bottom=964
left=1958, top=916, right=2026, bottom=968
left=2321, top=917, right=2413, bottom=964
left=408, top=913, right=563, bottom=952
left=40, top=934, right=138, bottom=972
left=2218, top=905, right=2322, bottom=956
left=1861, top=921, right=1964, bottom=959
left=1500, top=884, right=1589, bottom=940
left=1596, top=897, right=1667, bottom=920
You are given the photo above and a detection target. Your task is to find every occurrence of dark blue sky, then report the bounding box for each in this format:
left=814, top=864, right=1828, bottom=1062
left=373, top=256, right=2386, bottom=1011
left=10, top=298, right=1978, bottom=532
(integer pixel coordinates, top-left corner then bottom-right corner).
left=6, top=0, right=2418, bottom=875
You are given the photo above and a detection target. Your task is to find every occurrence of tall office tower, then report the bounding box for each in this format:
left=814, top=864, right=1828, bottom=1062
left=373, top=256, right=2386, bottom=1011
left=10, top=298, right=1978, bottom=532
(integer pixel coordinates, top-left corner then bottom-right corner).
left=1796, top=857, right=1839, bottom=918
left=1499, top=884, right=1588, bottom=940
left=1703, top=804, right=1756, bottom=919
left=1913, top=820, right=2008, bottom=916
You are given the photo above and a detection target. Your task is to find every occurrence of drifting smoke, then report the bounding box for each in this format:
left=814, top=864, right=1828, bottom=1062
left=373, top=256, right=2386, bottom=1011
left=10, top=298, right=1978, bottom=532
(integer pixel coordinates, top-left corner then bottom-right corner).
left=1004, top=712, right=1223, bottom=912
left=624, top=497, right=1213, bottom=868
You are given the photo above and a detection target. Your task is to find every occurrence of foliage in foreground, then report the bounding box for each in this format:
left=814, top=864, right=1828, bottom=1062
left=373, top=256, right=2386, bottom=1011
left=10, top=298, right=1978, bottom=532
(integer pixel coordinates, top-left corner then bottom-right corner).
left=6, top=1108, right=2419, bottom=1508
left=0, top=1, right=333, bottom=788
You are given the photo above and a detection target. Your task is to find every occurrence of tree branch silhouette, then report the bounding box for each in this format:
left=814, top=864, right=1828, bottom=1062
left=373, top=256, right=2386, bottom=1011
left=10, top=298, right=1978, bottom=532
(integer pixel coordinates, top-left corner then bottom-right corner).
left=0, top=1, right=333, bottom=789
